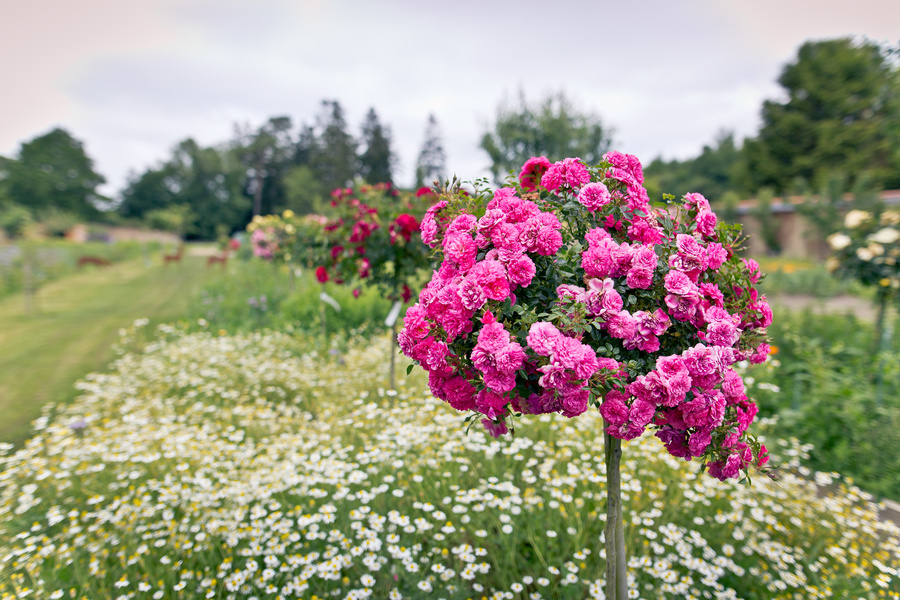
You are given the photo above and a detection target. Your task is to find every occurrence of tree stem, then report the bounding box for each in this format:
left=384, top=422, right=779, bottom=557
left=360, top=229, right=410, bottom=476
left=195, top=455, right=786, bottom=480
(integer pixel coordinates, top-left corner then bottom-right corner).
left=604, top=430, right=628, bottom=599
left=389, top=319, right=397, bottom=390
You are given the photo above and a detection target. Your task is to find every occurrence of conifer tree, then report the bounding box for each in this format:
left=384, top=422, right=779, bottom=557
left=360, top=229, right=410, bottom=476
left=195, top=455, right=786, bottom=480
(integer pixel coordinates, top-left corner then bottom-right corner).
left=415, top=114, right=446, bottom=188
left=359, top=108, right=394, bottom=185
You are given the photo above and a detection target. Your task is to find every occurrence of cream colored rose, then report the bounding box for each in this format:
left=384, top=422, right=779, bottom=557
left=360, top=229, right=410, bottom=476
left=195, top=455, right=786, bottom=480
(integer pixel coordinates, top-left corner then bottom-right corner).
left=869, top=227, right=900, bottom=245
left=868, top=243, right=885, bottom=256
left=881, top=210, right=900, bottom=226
left=825, top=256, right=840, bottom=272
left=856, top=247, right=874, bottom=261
left=827, top=232, right=852, bottom=250
left=285, top=224, right=296, bottom=234
left=844, top=210, right=871, bottom=229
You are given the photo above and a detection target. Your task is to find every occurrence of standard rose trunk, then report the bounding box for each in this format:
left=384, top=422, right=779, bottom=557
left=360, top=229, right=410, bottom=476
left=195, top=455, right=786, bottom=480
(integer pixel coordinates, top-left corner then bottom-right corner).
left=604, top=431, right=628, bottom=600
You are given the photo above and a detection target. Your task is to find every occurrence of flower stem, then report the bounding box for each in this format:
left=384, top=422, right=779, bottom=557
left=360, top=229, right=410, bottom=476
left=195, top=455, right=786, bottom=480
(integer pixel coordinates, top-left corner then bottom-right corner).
left=604, top=430, right=628, bottom=600
left=389, top=319, right=398, bottom=390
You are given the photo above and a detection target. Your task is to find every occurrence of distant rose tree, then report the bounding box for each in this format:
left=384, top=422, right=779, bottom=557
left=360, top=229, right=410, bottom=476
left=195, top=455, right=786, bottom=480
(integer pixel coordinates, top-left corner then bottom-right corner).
left=318, top=182, right=434, bottom=385
left=318, top=183, right=432, bottom=304
left=398, top=153, right=774, bottom=598
left=827, top=207, right=900, bottom=350
left=247, top=210, right=328, bottom=270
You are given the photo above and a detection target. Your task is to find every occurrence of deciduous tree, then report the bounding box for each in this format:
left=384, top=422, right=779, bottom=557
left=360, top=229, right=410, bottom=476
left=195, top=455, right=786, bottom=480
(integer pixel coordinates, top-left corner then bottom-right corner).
left=480, top=91, right=612, bottom=184
left=743, top=38, right=900, bottom=193
left=234, top=116, right=294, bottom=216
left=119, top=139, right=248, bottom=239
left=4, top=128, right=106, bottom=219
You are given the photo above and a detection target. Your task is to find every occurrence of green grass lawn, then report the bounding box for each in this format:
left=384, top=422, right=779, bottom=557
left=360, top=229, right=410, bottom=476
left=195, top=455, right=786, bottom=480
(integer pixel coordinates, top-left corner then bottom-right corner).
left=0, top=250, right=220, bottom=446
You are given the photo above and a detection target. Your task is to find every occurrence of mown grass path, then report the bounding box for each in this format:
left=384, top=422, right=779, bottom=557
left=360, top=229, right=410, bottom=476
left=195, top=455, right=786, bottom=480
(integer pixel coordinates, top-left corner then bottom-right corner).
left=0, top=252, right=218, bottom=446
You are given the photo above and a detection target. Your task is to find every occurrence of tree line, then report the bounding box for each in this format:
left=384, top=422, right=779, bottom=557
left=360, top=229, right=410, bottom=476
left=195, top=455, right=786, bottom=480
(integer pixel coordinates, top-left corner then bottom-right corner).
left=2, top=36, right=898, bottom=241
left=0, top=102, right=447, bottom=240
left=643, top=38, right=900, bottom=207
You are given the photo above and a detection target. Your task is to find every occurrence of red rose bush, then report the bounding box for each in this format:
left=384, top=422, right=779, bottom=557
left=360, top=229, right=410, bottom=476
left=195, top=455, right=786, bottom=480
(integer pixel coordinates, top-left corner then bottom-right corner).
left=400, top=153, right=773, bottom=481
left=319, top=183, right=431, bottom=303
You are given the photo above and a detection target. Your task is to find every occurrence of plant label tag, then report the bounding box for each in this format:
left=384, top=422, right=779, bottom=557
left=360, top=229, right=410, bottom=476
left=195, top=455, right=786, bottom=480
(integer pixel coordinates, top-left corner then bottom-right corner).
left=319, top=291, right=341, bottom=312
left=385, top=301, right=402, bottom=327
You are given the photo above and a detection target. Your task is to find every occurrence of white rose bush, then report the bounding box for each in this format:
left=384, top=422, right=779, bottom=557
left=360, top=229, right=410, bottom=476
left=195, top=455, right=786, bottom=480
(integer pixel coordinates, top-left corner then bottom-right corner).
left=827, top=207, right=900, bottom=346
left=827, top=208, right=900, bottom=285
left=398, top=153, right=775, bottom=597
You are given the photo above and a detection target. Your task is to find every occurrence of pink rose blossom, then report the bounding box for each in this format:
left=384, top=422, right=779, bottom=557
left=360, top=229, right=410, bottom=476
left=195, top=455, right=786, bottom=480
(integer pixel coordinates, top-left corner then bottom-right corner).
left=527, top=321, right=561, bottom=356
left=688, top=428, right=713, bottom=457
left=604, top=151, right=644, bottom=185
left=664, top=270, right=696, bottom=296
left=743, top=258, right=762, bottom=284
left=507, top=254, right=536, bottom=287
left=599, top=394, right=629, bottom=426
left=472, top=260, right=510, bottom=301
left=704, top=243, right=728, bottom=270
left=519, top=156, right=552, bottom=191
left=443, top=233, right=477, bottom=270
left=722, top=368, right=746, bottom=402
left=629, top=398, right=656, bottom=427
left=491, top=223, right=524, bottom=253
left=582, top=240, right=618, bottom=278
left=750, top=343, right=771, bottom=364
left=706, top=318, right=740, bottom=347
left=560, top=388, right=590, bottom=418
left=695, top=210, right=717, bottom=237
left=477, top=209, right=507, bottom=236
left=481, top=418, right=509, bottom=438
left=606, top=310, right=638, bottom=340
left=627, top=218, right=664, bottom=244
left=626, top=269, right=653, bottom=289
left=584, top=278, right=622, bottom=318
left=577, top=182, right=612, bottom=211
left=684, top=192, right=711, bottom=213
left=585, top=226, right=612, bottom=247
left=563, top=158, right=590, bottom=188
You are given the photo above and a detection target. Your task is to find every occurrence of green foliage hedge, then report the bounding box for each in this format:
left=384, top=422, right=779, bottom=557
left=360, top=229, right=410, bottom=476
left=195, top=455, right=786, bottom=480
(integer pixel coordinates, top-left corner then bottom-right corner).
left=747, top=309, right=900, bottom=498
left=187, top=259, right=393, bottom=336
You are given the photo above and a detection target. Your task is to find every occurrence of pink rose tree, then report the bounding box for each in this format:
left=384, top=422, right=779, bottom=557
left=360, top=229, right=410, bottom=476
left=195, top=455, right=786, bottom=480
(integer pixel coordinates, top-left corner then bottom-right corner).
left=398, top=153, right=775, bottom=599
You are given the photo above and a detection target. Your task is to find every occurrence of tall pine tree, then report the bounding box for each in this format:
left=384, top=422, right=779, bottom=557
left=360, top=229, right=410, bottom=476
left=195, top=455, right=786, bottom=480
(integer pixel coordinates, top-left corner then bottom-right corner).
left=307, top=100, right=358, bottom=193
left=415, top=114, right=446, bottom=188
left=359, top=108, right=394, bottom=185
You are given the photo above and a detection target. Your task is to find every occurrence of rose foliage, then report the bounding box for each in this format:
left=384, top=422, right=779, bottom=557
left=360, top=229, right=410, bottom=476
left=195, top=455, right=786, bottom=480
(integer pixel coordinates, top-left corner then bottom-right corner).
left=319, top=183, right=433, bottom=302
left=399, top=153, right=774, bottom=481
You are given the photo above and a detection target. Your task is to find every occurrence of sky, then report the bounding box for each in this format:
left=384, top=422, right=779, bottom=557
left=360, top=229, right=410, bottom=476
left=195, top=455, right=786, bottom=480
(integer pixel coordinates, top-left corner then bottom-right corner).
left=1, top=0, right=899, bottom=197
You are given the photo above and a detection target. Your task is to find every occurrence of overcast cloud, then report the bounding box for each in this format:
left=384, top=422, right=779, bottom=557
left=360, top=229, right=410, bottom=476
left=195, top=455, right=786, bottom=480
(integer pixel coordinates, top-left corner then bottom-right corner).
left=1, top=0, right=898, bottom=196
